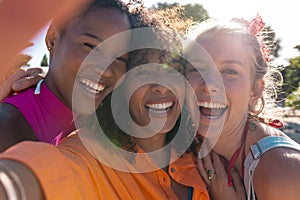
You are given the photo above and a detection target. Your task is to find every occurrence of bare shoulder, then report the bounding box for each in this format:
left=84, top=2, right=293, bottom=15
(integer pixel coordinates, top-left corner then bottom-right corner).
left=0, top=103, right=36, bottom=151
left=253, top=146, right=300, bottom=200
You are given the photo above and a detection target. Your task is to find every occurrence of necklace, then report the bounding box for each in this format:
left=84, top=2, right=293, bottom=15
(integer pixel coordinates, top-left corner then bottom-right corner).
left=227, top=120, right=249, bottom=187
left=226, top=117, right=283, bottom=187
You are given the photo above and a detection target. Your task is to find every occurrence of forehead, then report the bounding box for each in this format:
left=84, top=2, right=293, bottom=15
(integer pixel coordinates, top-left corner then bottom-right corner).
left=67, top=7, right=130, bottom=39
left=129, top=49, right=182, bottom=69
left=196, top=34, right=250, bottom=66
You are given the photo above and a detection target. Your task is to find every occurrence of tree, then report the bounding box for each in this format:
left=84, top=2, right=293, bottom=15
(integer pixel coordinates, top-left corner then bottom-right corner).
left=154, top=2, right=179, bottom=9
left=183, top=3, right=209, bottom=22
left=282, top=46, right=300, bottom=100
left=152, top=2, right=209, bottom=22
left=40, top=54, right=48, bottom=66
left=263, top=26, right=281, bottom=60
left=285, top=86, right=300, bottom=109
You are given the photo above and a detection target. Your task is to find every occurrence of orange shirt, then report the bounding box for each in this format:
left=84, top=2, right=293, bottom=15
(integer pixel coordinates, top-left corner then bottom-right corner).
left=0, top=132, right=209, bottom=200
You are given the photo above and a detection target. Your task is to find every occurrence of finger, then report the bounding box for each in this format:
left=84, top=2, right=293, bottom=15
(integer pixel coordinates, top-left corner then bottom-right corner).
left=202, top=153, right=217, bottom=183
left=197, top=156, right=210, bottom=185
left=25, top=67, right=43, bottom=76
left=203, top=152, right=214, bottom=172
left=4, top=67, right=27, bottom=84
left=212, top=151, right=227, bottom=180
left=0, top=84, right=13, bottom=101
left=25, top=67, right=48, bottom=78
left=230, top=166, right=244, bottom=193
left=0, top=68, right=27, bottom=100
left=12, top=75, right=43, bottom=91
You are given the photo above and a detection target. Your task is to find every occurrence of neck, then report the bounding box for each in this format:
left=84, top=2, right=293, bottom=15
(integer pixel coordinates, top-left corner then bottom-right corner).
left=134, top=133, right=166, bottom=152
left=134, top=133, right=170, bottom=168
left=213, top=119, right=248, bottom=173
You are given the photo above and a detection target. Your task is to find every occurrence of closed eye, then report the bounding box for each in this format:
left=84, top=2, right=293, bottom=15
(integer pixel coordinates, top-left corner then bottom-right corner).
left=84, top=42, right=100, bottom=52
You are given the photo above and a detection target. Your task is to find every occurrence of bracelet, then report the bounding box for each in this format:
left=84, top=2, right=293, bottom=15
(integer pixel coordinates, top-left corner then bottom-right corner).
left=0, top=162, right=26, bottom=200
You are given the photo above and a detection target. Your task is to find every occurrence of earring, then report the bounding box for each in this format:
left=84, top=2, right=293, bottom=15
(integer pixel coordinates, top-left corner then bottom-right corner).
left=48, top=47, right=52, bottom=51
left=248, top=117, right=257, bottom=130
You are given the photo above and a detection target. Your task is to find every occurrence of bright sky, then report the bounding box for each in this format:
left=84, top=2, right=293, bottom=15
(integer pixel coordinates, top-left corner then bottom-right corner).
left=24, top=0, right=300, bottom=66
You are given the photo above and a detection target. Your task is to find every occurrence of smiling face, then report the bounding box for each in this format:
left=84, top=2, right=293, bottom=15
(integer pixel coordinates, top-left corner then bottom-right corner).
left=186, top=34, right=261, bottom=136
left=123, top=50, right=185, bottom=135
left=45, top=7, right=130, bottom=114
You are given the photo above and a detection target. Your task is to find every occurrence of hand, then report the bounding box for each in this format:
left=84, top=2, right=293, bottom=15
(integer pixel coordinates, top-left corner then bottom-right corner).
left=198, top=151, right=246, bottom=200
left=0, top=66, right=47, bottom=101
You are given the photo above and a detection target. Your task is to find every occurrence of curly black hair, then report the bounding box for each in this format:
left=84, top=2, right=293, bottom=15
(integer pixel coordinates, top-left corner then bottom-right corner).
left=92, top=4, right=202, bottom=161
left=54, top=0, right=143, bottom=37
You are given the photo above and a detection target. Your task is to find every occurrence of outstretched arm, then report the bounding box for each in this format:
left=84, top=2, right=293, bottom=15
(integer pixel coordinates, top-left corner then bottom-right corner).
left=0, top=159, right=44, bottom=200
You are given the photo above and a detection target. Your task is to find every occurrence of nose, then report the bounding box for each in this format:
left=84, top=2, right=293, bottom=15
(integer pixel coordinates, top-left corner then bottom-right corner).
left=202, top=77, right=221, bottom=93
left=94, top=61, right=126, bottom=80
left=95, top=64, right=113, bottom=77
left=151, top=84, right=171, bottom=96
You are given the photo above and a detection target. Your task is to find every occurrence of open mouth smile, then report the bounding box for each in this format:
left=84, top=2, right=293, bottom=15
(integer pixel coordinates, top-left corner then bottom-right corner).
left=79, top=78, right=106, bottom=94
left=198, top=101, right=227, bottom=119
left=145, top=102, right=173, bottom=115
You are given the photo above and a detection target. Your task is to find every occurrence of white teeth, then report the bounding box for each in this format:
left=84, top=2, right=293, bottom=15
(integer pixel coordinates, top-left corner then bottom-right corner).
left=146, top=102, right=173, bottom=110
left=79, top=78, right=105, bottom=94
left=197, top=102, right=226, bottom=109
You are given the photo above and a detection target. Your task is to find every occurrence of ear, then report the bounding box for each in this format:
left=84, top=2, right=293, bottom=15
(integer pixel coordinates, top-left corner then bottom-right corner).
left=249, top=79, right=265, bottom=107
left=45, top=23, right=59, bottom=56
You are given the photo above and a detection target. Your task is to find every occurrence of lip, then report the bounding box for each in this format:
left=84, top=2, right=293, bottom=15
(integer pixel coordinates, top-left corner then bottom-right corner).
left=79, top=65, right=114, bottom=85
left=197, top=100, right=227, bottom=123
left=144, top=97, right=178, bottom=118
left=76, top=76, right=111, bottom=101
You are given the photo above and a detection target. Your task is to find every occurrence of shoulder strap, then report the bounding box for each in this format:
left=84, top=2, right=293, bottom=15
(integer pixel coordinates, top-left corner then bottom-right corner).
left=245, top=136, right=300, bottom=200
left=34, top=79, right=44, bottom=95
left=250, top=136, right=300, bottom=160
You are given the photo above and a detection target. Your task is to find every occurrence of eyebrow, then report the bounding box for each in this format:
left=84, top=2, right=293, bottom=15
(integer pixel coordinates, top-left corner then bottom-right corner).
left=221, top=60, right=244, bottom=67
left=81, top=33, right=104, bottom=42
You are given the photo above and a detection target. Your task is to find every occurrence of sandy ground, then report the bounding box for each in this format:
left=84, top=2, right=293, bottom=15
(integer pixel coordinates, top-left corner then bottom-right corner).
left=281, top=116, right=300, bottom=143
left=280, top=108, right=300, bottom=142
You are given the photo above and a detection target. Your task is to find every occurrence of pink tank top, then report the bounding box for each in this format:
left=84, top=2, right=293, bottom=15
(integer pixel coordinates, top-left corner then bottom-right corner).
left=4, top=80, right=75, bottom=145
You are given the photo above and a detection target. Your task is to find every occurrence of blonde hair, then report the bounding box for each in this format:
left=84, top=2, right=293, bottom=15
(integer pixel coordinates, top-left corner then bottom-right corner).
left=186, top=18, right=283, bottom=119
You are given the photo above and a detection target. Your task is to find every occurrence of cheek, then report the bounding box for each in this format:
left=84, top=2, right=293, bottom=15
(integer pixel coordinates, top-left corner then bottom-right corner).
left=175, top=86, right=186, bottom=106
left=128, top=91, right=145, bottom=123
left=188, top=79, right=200, bottom=94
left=53, top=47, right=86, bottom=75
left=123, top=81, right=137, bottom=100
left=115, top=68, right=127, bottom=81
left=128, top=87, right=145, bottom=107
left=186, top=74, right=202, bottom=92
left=224, top=80, right=252, bottom=107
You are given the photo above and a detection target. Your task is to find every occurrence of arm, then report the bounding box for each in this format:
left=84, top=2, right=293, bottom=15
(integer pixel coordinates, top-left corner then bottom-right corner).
left=0, top=0, right=90, bottom=79
left=254, top=148, right=300, bottom=200
left=0, top=104, right=36, bottom=152
left=0, top=159, right=44, bottom=200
